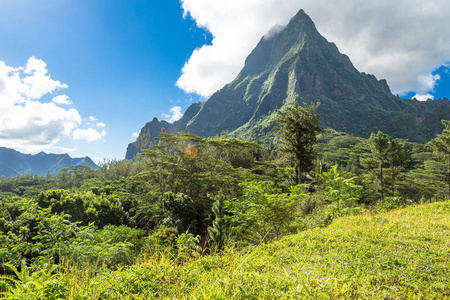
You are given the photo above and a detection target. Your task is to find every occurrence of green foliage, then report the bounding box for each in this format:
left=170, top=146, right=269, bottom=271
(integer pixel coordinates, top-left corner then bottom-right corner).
left=386, top=138, right=410, bottom=196
left=364, top=132, right=410, bottom=202
left=229, top=181, right=307, bottom=244
left=159, top=192, right=207, bottom=234
left=0, top=259, right=65, bottom=299
left=429, top=119, right=450, bottom=195
left=0, top=198, right=146, bottom=277
left=95, top=159, right=147, bottom=182
left=275, top=102, right=323, bottom=184
left=37, top=189, right=128, bottom=228
left=367, top=131, right=391, bottom=202
left=0, top=173, right=52, bottom=198
left=139, top=132, right=260, bottom=196
left=142, top=226, right=178, bottom=254
left=64, top=225, right=145, bottom=268
left=176, top=231, right=200, bottom=261
left=54, top=165, right=96, bottom=190
left=133, top=132, right=262, bottom=232
left=208, top=192, right=228, bottom=251
left=2, top=129, right=450, bottom=298
left=319, top=165, right=361, bottom=215
left=3, top=201, right=449, bottom=299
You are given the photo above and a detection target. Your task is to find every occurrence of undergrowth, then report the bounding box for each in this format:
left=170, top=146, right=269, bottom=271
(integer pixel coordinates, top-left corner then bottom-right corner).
left=2, top=200, right=449, bottom=299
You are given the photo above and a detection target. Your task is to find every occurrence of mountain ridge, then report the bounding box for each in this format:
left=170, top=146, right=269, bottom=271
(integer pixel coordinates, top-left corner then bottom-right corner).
left=126, top=9, right=450, bottom=159
left=0, top=147, right=98, bottom=177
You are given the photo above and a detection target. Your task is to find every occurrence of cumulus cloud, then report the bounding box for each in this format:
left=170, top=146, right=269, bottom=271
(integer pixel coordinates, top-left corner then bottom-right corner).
left=52, top=94, right=72, bottom=105
left=413, top=94, right=434, bottom=101
left=179, top=0, right=450, bottom=97
left=417, top=74, right=441, bottom=93
left=88, top=116, right=98, bottom=121
left=132, top=131, right=140, bottom=138
left=0, top=57, right=83, bottom=152
left=162, top=106, right=183, bottom=123
left=96, top=122, right=106, bottom=128
left=73, top=128, right=106, bottom=142
left=22, top=56, right=68, bottom=99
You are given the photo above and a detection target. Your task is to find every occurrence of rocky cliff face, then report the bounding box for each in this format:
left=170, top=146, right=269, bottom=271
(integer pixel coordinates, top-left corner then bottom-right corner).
left=126, top=9, right=448, bottom=159
left=125, top=117, right=179, bottom=160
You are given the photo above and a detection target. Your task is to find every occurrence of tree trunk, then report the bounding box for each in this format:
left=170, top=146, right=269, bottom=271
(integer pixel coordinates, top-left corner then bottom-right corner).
left=391, top=166, right=395, bottom=197
left=380, top=162, right=384, bottom=203
left=448, top=165, right=450, bottom=197
left=298, top=164, right=302, bottom=185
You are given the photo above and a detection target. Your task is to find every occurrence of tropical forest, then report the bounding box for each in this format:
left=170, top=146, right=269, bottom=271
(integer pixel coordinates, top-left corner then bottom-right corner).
left=1, top=100, right=450, bottom=298
left=1, top=7, right=450, bottom=300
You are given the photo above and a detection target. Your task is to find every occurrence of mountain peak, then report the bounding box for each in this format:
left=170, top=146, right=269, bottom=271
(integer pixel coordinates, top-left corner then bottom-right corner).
left=127, top=8, right=450, bottom=159
left=240, top=9, right=322, bottom=77
left=290, top=8, right=314, bottom=26
left=261, top=9, right=313, bottom=42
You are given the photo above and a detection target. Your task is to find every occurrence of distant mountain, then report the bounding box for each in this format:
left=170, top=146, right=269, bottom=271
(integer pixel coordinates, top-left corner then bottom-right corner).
left=0, top=147, right=98, bottom=177
left=127, top=9, right=450, bottom=159
left=125, top=118, right=179, bottom=160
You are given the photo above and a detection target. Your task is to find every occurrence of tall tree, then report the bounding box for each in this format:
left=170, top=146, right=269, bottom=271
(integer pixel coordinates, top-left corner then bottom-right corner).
left=274, top=102, right=322, bottom=184
left=386, top=139, right=410, bottom=196
left=428, top=120, right=450, bottom=196
left=368, top=131, right=391, bottom=203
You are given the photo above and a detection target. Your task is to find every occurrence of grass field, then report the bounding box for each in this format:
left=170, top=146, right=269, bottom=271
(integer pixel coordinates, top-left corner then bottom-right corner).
left=3, top=200, right=450, bottom=299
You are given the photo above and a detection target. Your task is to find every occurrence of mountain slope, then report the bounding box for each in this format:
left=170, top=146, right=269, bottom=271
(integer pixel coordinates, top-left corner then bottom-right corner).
left=127, top=9, right=450, bottom=159
left=0, top=147, right=98, bottom=177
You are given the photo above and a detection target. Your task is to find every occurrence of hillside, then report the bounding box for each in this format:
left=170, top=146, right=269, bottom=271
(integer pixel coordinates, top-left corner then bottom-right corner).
left=8, top=200, right=448, bottom=299
left=126, top=9, right=450, bottom=159
left=0, top=147, right=98, bottom=177
left=1, top=124, right=450, bottom=298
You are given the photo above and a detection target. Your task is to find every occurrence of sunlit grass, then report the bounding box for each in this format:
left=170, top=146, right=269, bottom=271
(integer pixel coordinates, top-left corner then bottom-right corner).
left=3, top=201, right=450, bottom=299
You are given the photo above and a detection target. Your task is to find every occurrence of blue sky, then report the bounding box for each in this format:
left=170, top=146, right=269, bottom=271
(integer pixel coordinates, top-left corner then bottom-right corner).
left=0, top=0, right=211, bottom=162
left=1, top=0, right=449, bottom=162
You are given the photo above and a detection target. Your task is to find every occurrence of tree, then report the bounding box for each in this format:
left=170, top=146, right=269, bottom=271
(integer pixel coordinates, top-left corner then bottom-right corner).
left=386, top=139, right=410, bottom=196
left=208, top=192, right=227, bottom=251
left=366, top=132, right=410, bottom=202
left=230, top=181, right=303, bottom=243
left=274, top=102, right=323, bottom=184
left=319, top=165, right=361, bottom=215
left=138, top=132, right=260, bottom=197
left=367, top=131, right=391, bottom=203
left=428, top=120, right=450, bottom=196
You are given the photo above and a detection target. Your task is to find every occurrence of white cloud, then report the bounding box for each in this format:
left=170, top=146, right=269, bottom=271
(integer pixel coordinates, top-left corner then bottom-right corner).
left=179, top=0, right=450, bottom=97
left=162, top=106, right=183, bottom=123
left=52, top=94, right=72, bottom=105
left=413, top=94, right=434, bottom=101
left=73, top=128, right=106, bottom=142
left=88, top=116, right=98, bottom=121
left=0, top=57, right=83, bottom=152
left=417, top=74, right=440, bottom=93
left=21, top=56, right=68, bottom=99
left=132, top=131, right=140, bottom=138
left=96, top=122, right=106, bottom=128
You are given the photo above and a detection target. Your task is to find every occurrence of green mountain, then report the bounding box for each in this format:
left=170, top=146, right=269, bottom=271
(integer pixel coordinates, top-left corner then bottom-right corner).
left=0, top=147, right=98, bottom=177
left=126, top=9, right=450, bottom=159
left=125, top=117, right=179, bottom=160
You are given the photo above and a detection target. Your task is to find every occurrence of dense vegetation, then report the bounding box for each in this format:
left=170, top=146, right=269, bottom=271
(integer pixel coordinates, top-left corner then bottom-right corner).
left=1, top=112, right=450, bottom=297
left=3, top=201, right=446, bottom=299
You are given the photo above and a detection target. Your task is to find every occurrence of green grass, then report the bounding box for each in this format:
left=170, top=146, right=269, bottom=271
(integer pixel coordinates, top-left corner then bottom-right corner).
left=5, top=201, right=450, bottom=299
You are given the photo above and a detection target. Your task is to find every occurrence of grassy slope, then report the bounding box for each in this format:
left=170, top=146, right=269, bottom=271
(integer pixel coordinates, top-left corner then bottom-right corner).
left=55, top=201, right=450, bottom=299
